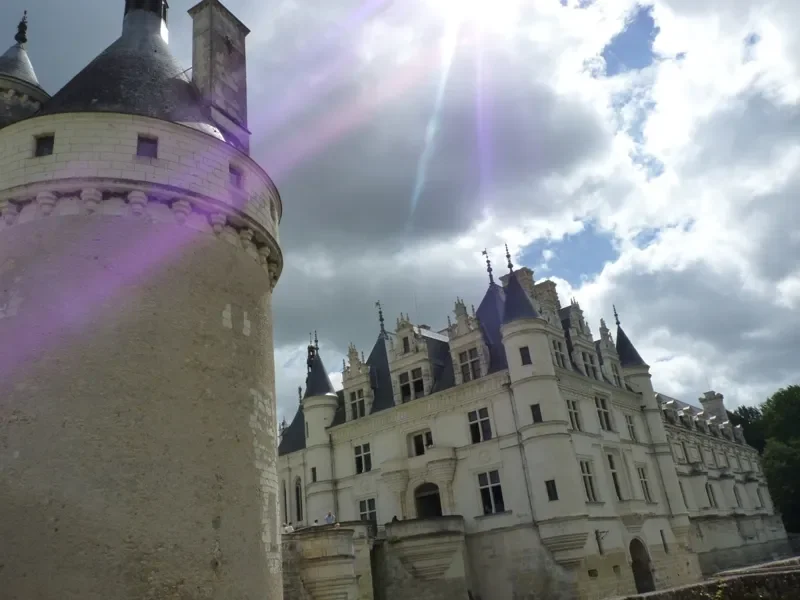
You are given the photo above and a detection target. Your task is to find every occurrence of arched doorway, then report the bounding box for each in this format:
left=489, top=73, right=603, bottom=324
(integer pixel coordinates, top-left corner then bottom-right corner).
left=414, top=482, right=443, bottom=518
left=630, top=538, right=655, bottom=594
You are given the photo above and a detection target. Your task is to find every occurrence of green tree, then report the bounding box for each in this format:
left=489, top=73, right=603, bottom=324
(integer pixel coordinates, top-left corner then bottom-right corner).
left=762, top=439, right=800, bottom=533
left=760, top=385, right=800, bottom=444
left=727, top=405, right=765, bottom=454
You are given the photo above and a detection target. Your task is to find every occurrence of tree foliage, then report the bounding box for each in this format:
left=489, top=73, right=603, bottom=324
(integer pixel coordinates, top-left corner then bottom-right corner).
left=762, top=439, right=800, bottom=533
left=760, top=385, right=800, bottom=445
left=727, top=405, right=765, bottom=454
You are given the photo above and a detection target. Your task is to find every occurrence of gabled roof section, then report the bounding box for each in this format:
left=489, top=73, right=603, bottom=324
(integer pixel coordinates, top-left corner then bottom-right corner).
left=277, top=407, right=305, bottom=456
left=304, top=352, right=337, bottom=399
left=615, top=325, right=648, bottom=368
left=366, top=334, right=396, bottom=414
left=502, top=273, right=539, bottom=324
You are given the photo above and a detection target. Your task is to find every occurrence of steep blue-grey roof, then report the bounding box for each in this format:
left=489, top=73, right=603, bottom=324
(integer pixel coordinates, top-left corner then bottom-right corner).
left=304, top=353, right=337, bottom=399
left=502, top=273, right=539, bottom=324
left=277, top=407, right=305, bottom=456
left=0, top=43, right=40, bottom=87
left=616, top=325, right=647, bottom=368
left=476, top=283, right=508, bottom=373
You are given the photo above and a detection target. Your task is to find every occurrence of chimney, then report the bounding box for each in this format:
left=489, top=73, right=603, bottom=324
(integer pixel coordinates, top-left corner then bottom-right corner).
left=699, top=390, right=728, bottom=422
left=188, top=0, right=251, bottom=152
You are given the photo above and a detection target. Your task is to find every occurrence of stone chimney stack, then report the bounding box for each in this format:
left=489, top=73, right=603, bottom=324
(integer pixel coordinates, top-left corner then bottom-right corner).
left=699, top=390, right=728, bottom=422
left=188, top=0, right=251, bottom=152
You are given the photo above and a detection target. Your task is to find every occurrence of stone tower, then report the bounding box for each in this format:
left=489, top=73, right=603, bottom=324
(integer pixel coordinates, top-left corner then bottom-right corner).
left=0, top=2, right=284, bottom=599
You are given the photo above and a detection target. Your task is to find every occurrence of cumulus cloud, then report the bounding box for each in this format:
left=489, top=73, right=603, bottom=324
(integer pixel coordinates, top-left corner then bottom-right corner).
left=7, top=0, right=799, bottom=417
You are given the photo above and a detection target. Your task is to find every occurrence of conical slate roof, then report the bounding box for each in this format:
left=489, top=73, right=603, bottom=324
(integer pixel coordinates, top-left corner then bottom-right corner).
left=40, top=10, right=221, bottom=139
left=0, top=44, right=40, bottom=87
left=615, top=325, right=647, bottom=368
left=304, top=351, right=337, bottom=399
left=502, top=273, right=539, bottom=324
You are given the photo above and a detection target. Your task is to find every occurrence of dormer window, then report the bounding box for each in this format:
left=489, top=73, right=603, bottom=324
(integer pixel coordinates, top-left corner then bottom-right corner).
left=582, top=352, right=599, bottom=379
left=399, top=368, right=424, bottom=403
left=350, top=389, right=366, bottom=420
left=611, top=363, right=622, bottom=387
left=552, top=339, right=567, bottom=368
left=402, top=336, right=411, bottom=353
left=459, top=347, right=481, bottom=383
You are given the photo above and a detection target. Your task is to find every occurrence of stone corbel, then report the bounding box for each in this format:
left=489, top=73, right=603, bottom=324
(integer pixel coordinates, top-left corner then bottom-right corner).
left=2, top=201, right=19, bottom=225
left=209, top=213, right=226, bottom=234
left=239, top=229, right=256, bottom=253
left=81, top=188, right=102, bottom=214
left=128, top=190, right=148, bottom=216
left=36, top=191, right=56, bottom=216
left=172, top=198, right=192, bottom=223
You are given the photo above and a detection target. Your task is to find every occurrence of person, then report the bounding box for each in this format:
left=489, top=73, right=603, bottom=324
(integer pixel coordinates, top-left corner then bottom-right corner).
left=283, top=522, right=294, bottom=533
left=324, top=511, right=336, bottom=525
left=391, top=515, right=399, bottom=522
left=313, top=519, right=319, bottom=526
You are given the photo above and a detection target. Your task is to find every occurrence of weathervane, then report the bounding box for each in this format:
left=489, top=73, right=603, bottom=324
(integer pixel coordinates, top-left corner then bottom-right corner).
left=375, top=301, right=386, bottom=336
left=613, top=305, right=620, bottom=327
left=15, top=11, right=28, bottom=45
left=505, top=244, right=514, bottom=273
left=481, top=249, right=494, bottom=285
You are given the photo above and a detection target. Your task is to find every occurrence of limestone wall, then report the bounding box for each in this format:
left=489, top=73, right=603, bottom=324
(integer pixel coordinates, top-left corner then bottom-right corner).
left=618, top=569, right=800, bottom=599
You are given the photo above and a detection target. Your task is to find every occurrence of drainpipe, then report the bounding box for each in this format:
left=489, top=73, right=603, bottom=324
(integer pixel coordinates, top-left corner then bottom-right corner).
left=504, top=377, right=538, bottom=524
left=329, top=433, right=340, bottom=518
left=640, top=401, right=675, bottom=516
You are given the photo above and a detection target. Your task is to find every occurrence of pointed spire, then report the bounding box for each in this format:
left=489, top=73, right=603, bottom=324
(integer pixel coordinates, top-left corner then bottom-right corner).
left=303, top=347, right=338, bottom=399
left=505, top=244, right=514, bottom=273
left=613, top=306, right=648, bottom=368
left=376, top=301, right=386, bottom=337
left=502, top=272, right=539, bottom=324
left=613, top=304, right=620, bottom=327
left=342, top=358, right=346, bottom=371
left=314, top=330, right=319, bottom=351
left=15, top=11, right=28, bottom=45
left=297, top=386, right=302, bottom=401
left=481, top=249, right=495, bottom=285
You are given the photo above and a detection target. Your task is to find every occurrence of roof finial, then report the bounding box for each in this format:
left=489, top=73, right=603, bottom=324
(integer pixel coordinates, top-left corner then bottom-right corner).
left=314, top=330, right=319, bottom=351
left=375, top=301, right=386, bottom=337
left=342, top=358, right=346, bottom=371
left=481, top=249, right=494, bottom=285
left=15, top=11, right=28, bottom=45
left=297, top=386, right=302, bottom=401
left=613, top=305, right=620, bottom=327
left=505, top=244, right=514, bottom=273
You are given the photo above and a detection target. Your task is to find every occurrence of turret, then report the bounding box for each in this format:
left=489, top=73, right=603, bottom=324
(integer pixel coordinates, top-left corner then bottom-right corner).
left=613, top=306, right=652, bottom=398
left=301, top=334, right=340, bottom=523
left=0, top=12, right=50, bottom=128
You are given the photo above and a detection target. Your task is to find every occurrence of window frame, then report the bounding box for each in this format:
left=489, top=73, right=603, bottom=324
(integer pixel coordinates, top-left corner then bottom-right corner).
left=311, top=467, right=317, bottom=483
left=552, top=339, right=567, bottom=368
left=637, top=465, right=652, bottom=503
left=359, top=497, right=377, bottom=522
left=459, top=347, right=481, bottom=383
left=705, top=482, right=718, bottom=508
left=579, top=459, right=598, bottom=502
left=611, top=363, right=622, bottom=387
left=349, top=389, right=366, bottom=420
left=567, top=399, right=582, bottom=431
left=468, top=407, right=493, bottom=444
left=607, top=453, right=623, bottom=501
left=582, top=351, right=599, bottom=379
left=477, top=469, right=506, bottom=515
left=595, top=396, right=613, bottom=431
left=530, top=403, right=543, bottom=424
left=229, top=163, right=244, bottom=188
left=34, top=134, right=55, bottom=157
left=410, top=429, right=434, bottom=457
left=354, top=443, right=372, bottom=474
left=519, top=346, right=532, bottom=366
left=136, top=135, right=159, bottom=159
left=625, top=414, right=638, bottom=442
left=545, top=479, right=559, bottom=502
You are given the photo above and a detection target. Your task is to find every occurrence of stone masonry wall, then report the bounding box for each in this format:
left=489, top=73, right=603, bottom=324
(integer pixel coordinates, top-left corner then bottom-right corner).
left=696, top=537, right=792, bottom=575
left=618, top=569, right=800, bottom=600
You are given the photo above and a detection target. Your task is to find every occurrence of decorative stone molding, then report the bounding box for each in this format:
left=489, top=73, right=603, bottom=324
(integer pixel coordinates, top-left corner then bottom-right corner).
left=386, top=517, right=466, bottom=581
left=0, top=182, right=283, bottom=288
left=289, top=527, right=360, bottom=600
left=540, top=532, right=589, bottom=567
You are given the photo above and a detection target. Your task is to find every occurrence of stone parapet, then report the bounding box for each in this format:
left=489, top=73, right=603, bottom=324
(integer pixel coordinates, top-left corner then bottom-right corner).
left=284, top=527, right=360, bottom=600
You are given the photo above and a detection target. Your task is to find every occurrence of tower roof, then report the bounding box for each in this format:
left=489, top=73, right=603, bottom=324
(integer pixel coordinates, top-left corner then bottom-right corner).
left=615, top=325, right=647, bottom=368
left=0, top=12, right=42, bottom=88
left=502, top=273, right=539, bottom=324
left=303, top=349, right=337, bottom=399
left=39, top=3, right=222, bottom=140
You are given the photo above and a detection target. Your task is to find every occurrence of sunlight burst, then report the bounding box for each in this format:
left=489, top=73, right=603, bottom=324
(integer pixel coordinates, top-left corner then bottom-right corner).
left=428, top=0, right=523, bottom=33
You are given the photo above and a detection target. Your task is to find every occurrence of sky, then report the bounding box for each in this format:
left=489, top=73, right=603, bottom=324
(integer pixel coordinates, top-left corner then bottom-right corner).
left=4, top=0, right=799, bottom=420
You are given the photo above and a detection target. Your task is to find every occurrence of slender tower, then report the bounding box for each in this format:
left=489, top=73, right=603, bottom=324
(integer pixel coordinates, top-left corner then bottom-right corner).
left=0, top=2, right=284, bottom=599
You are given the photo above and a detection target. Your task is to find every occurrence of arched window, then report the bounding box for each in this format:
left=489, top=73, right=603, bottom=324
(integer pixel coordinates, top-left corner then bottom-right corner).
left=295, top=478, right=303, bottom=522
left=733, top=485, right=742, bottom=508
left=705, top=482, right=717, bottom=508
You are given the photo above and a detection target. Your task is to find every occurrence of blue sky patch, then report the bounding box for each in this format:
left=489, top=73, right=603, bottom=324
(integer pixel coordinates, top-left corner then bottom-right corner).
left=602, top=4, right=659, bottom=76
left=519, top=223, right=618, bottom=285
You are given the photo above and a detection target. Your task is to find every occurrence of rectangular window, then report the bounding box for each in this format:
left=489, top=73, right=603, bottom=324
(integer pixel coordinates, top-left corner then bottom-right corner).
left=459, top=347, right=481, bottom=383
left=595, top=397, right=612, bottom=431
left=305, top=422, right=309, bottom=439
left=530, top=403, right=543, bottom=424
left=311, top=467, right=317, bottom=483
left=349, top=389, right=366, bottom=420
left=567, top=399, right=582, bottom=431
left=412, top=368, right=424, bottom=398
left=733, top=485, right=742, bottom=508
left=399, top=369, right=424, bottom=402
left=582, top=352, right=599, bottom=379
left=637, top=466, right=652, bottom=503
left=399, top=372, right=411, bottom=403
left=608, top=454, right=623, bottom=501
left=756, top=488, right=764, bottom=508
left=402, top=336, right=410, bottom=353
left=625, top=414, right=638, bottom=442
left=580, top=460, right=598, bottom=502
left=468, top=408, right=493, bottom=444
left=478, top=470, right=505, bottom=515
left=611, top=363, right=622, bottom=387
left=660, top=529, right=669, bottom=553
left=552, top=339, right=567, bottom=368
left=34, top=134, right=54, bottom=157
left=679, top=481, right=688, bottom=508
left=411, top=430, right=433, bottom=457
left=545, top=479, right=559, bottom=501
left=359, top=498, right=377, bottom=522
left=354, top=443, right=372, bottom=474
left=229, top=164, right=244, bottom=188
left=519, top=346, right=532, bottom=365
left=136, top=135, right=158, bottom=158
left=705, top=483, right=717, bottom=508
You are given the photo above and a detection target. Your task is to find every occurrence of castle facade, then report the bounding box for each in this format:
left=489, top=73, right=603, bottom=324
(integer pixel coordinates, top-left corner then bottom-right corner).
left=0, top=3, right=284, bottom=598
left=278, top=263, right=789, bottom=600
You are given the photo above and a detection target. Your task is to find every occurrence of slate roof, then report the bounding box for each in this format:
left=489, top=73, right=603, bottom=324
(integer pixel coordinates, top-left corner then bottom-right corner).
left=502, top=272, right=539, bottom=324
left=277, top=406, right=305, bottom=456
left=304, top=352, right=337, bottom=399
left=615, top=325, right=648, bottom=368
left=0, top=43, right=41, bottom=88
left=38, top=10, right=224, bottom=141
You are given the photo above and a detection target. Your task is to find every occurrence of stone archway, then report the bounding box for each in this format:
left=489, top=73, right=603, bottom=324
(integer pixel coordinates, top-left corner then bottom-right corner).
left=630, top=538, right=655, bottom=594
left=414, top=482, right=443, bottom=518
